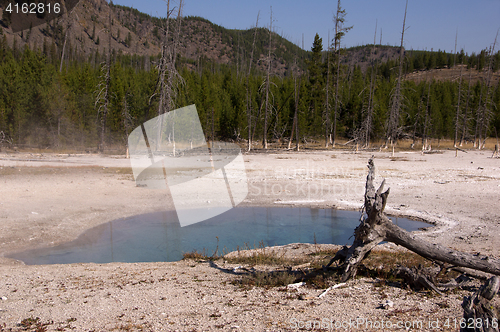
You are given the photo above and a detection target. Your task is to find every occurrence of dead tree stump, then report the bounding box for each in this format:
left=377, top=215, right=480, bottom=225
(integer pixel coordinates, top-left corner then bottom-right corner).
left=461, top=276, right=499, bottom=332
left=492, top=145, right=499, bottom=158
left=326, top=158, right=500, bottom=282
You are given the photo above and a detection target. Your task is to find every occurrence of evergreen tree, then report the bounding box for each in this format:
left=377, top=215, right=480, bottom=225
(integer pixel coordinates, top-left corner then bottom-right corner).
left=0, top=13, right=498, bottom=151
left=307, top=33, right=325, bottom=137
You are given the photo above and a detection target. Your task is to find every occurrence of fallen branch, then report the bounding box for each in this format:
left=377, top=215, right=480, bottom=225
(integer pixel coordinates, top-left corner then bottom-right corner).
left=455, top=147, right=468, bottom=153
left=318, top=282, right=346, bottom=298
left=287, top=281, right=306, bottom=289
left=338, top=138, right=357, bottom=146
left=397, top=266, right=444, bottom=295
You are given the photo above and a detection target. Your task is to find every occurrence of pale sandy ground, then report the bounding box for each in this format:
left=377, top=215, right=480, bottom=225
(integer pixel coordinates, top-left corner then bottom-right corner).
left=0, top=148, right=499, bottom=331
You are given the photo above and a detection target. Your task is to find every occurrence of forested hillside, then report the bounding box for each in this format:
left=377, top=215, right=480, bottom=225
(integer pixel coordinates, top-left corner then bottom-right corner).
left=0, top=0, right=308, bottom=75
left=0, top=0, right=499, bottom=152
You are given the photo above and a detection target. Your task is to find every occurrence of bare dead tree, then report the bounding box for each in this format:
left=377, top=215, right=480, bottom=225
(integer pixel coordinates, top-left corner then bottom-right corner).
left=475, top=30, right=498, bottom=150
left=236, top=32, right=240, bottom=78
left=474, top=55, right=485, bottom=149
left=332, top=3, right=340, bottom=147
left=0, top=131, right=13, bottom=152
left=152, top=0, right=184, bottom=153
left=251, top=98, right=264, bottom=145
left=325, top=29, right=331, bottom=148
left=122, top=94, right=133, bottom=141
left=170, top=0, right=184, bottom=103
left=262, top=6, right=273, bottom=149
left=153, top=1, right=170, bottom=151
left=60, top=17, right=74, bottom=73
left=95, top=9, right=113, bottom=153
left=288, top=70, right=300, bottom=151
left=422, top=72, right=432, bottom=150
left=327, top=158, right=500, bottom=284
left=454, top=29, right=458, bottom=68
left=460, top=67, right=474, bottom=146
left=359, top=21, right=378, bottom=148
left=211, top=106, right=215, bottom=149
left=365, top=33, right=377, bottom=148
left=295, top=81, right=300, bottom=152
left=386, top=0, right=408, bottom=147
left=454, top=60, right=464, bottom=147
left=246, top=12, right=260, bottom=152
left=160, top=0, right=184, bottom=114
left=411, top=87, right=424, bottom=149
left=331, top=0, right=352, bottom=147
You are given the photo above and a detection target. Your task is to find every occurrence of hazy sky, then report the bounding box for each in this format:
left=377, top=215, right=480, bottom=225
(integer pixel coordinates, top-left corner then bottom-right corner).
left=111, top=0, right=500, bottom=55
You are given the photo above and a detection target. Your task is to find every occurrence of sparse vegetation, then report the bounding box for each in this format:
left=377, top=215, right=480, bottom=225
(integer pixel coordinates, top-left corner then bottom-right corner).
left=226, top=246, right=463, bottom=293
left=18, top=316, right=51, bottom=332
left=182, top=239, right=442, bottom=292
left=182, top=249, right=214, bottom=261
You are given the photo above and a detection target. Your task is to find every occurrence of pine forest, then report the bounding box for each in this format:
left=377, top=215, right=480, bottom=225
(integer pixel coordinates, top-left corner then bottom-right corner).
left=1, top=0, right=499, bottom=153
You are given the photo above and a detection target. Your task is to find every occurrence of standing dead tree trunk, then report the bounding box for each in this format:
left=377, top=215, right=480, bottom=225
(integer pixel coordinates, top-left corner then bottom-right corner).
left=288, top=71, right=300, bottom=151
left=153, top=0, right=184, bottom=153
left=460, top=67, right=473, bottom=146
left=331, top=0, right=351, bottom=147
left=475, top=30, right=498, bottom=150
left=360, top=21, right=378, bottom=148
left=454, top=61, right=464, bottom=147
left=262, top=6, right=273, bottom=150
left=474, top=54, right=484, bottom=149
left=60, top=19, right=73, bottom=73
left=153, top=0, right=171, bottom=151
left=95, top=9, right=112, bottom=153
left=386, top=0, right=408, bottom=147
left=0, top=131, right=12, bottom=152
left=246, top=12, right=260, bottom=152
left=325, top=30, right=331, bottom=148
left=327, top=158, right=500, bottom=282
left=422, top=72, right=432, bottom=151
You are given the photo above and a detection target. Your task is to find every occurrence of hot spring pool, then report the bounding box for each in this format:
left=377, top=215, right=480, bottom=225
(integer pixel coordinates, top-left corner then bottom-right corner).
left=7, top=207, right=431, bottom=265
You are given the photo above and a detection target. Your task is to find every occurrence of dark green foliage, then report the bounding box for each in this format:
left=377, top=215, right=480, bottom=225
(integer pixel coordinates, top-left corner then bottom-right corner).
left=0, top=31, right=498, bottom=151
left=125, top=32, right=132, bottom=47
left=306, top=34, right=325, bottom=136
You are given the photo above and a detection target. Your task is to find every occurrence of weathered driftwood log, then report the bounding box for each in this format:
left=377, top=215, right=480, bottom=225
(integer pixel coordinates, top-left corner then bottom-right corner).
left=461, top=276, right=499, bottom=332
left=327, top=158, right=500, bottom=282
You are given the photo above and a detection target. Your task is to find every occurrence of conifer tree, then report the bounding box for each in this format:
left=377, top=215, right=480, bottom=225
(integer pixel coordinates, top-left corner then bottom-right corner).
left=307, top=33, right=324, bottom=140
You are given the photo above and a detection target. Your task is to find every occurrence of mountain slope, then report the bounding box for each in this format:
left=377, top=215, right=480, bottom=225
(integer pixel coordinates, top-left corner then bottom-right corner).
left=1, top=0, right=496, bottom=81
left=0, top=0, right=309, bottom=75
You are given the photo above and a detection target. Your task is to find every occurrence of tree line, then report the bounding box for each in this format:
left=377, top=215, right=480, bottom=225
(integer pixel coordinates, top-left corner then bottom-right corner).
left=0, top=23, right=499, bottom=152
